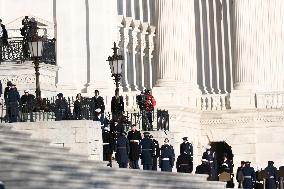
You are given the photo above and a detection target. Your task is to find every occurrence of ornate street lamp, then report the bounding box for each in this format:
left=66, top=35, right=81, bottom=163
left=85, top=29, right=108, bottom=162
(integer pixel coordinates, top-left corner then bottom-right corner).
left=107, top=42, right=124, bottom=90
left=27, top=19, right=43, bottom=100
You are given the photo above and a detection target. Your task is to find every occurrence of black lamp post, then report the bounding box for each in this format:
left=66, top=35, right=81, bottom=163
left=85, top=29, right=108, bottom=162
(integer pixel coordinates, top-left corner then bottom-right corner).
left=107, top=42, right=124, bottom=90
left=27, top=19, right=43, bottom=100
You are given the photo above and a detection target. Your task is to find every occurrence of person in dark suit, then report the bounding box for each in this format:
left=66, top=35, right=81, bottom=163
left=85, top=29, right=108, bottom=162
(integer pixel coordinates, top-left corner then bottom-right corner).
left=159, top=138, right=175, bottom=172
left=236, top=161, right=245, bottom=188
left=73, top=93, right=82, bottom=120
left=7, top=83, right=20, bottom=122
left=195, top=159, right=210, bottom=175
left=140, top=132, right=155, bottom=170
left=111, top=88, right=124, bottom=120
left=127, top=124, right=142, bottom=169
left=0, top=19, right=8, bottom=46
left=202, top=145, right=217, bottom=180
left=265, top=161, right=277, bottom=189
left=54, top=93, right=69, bottom=121
left=91, top=90, right=105, bottom=119
left=150, top=135, right=160, bottom=171
left=242, top=161, right=256, bottom=189
left=116, top=131, right=130, bottom=168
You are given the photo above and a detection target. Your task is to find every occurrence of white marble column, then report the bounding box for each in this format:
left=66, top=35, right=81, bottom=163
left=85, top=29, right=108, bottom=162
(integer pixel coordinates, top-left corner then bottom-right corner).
left=145, top=25, right=155, bottom=90
left=154, top=0, right=200, bottom=107
left=137, top=22, right=147, bottom=91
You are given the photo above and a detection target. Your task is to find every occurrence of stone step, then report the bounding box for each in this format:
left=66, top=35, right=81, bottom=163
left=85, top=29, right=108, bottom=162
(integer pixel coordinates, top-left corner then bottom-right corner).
left=1, top=170, right=224, bottom=189
left=0, top=161, right=225, bottom=189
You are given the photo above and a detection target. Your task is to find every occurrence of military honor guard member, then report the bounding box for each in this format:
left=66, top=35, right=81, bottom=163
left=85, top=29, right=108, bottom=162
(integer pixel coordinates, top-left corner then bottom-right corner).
left=176, top=151, right=193, bottom=173
left=159, top=138, right=175, bottom=172
left=140, top=132, right=155, bottom=170
left=195, top=159, right=210, bottom=175
left=150, top=135, right=160, bottom=171
left=241, top=161, right=256, bottom=189
left=179, top=137, right=193, bottom=173
left=236, top=161, right=245, bottom=188
left=127, top=124, right=142, bottom=169
left=202, top=145, right=217, bottom=180
left=264, top=161, right=277, bottom=189
left=115, top=131, right=130, bottom=168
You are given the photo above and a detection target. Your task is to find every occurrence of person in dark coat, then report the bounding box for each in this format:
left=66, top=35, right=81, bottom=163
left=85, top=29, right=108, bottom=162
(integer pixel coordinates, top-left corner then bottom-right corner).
left=241, top=161, right=256, bottom=189
left=202, top=145, right=218, bottom=180
left=109, top=119, right=124, bottom=153
left=236, top=161, right=245, bottom=188
left=159, top=138, right=175, bottom=172
left=111, top=88, right=124, bottom=120
left=140, top=132, right=155, bottom=170
left=180, top=137, right=193, bottom=172
left=102, top=126, right=112, bottom=167
left=73, top=93, right=82, bottom=120
left=219, top=153, right=234, bottom=188
left=54, top=93, right=69, bottom=121
left=91, top=90, right=105, bottom=119
left=116, top=131, right=130, bottom=168
left=7, top=84, right=20, bottom=123
left=127, top=124, right=142, bottom=169
left=195, top=159, right=210, bottom=175
left=264, top=161, right=277, bottom=189
left=0, top=19, right=8, bottom=46
left=176, top=152, right=193, bottom=173
left=20, top=89, right=35, bottom=121
left=150, top=135, right=160, bottom=171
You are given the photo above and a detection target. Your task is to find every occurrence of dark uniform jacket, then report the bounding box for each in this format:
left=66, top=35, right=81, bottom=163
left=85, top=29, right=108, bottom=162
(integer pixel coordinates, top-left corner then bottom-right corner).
left=265, top=165, right=277, bottom=189
left=176, top=153, right=193, bottom=173
left=152, top=139, right=160, bottom=158
left=55, top=98, right=69, bottom=120
left=116, top=135, right=130, bottom=164
left=242, top=165, right=256, bottom=189
left=102, top=129, right=111, bottom=155
left=110, top=122, right=124, bottom=152
left=21, top=94, right=35, bottom=112
left=159, top=144, right=175, bottom=172
left=220, top=159, right=233, bottom=174
left=127, top=130, right=142, bottom=161
left=195, top=162, right=210, bottom=175
left=202, top=150, right=217, bottom=179
left=140, top=137, right=155, bottom=165
left=180, top=142, right=193, bottom=158
left=92, top=96, right=105, bottom=113
left=111, top=96, right=124, bottom=115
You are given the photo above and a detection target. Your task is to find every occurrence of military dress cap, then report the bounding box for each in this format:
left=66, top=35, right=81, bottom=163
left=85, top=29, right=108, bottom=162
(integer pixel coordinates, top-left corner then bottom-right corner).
left=57, top=93, right=63, bottom=97
left=143, top=131, right=150, bottom=136
left=24, top=89, right=30, bottom=93
left=241, top=161, right=245, bottom=164
left=245, top=161, right=251, bottom=164
left=206, top=145, right=211, bottom=150
left=95, top=108, right=101, bottom=113
left=268, top=161, right=274, bottom=165
left=7, top=81, right=12, bottom=86
left=182, top=137, right=188, bottom=141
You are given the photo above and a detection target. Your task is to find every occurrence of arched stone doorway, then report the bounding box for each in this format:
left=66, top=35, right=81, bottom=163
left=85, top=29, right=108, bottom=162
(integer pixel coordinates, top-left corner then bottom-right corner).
left=210, top=141, right=233, bottom=173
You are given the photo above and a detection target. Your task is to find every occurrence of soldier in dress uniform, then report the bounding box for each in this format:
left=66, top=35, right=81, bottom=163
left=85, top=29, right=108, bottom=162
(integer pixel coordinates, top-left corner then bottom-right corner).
left=159, top=138, right=175, bottom=172
left=150, top=135, right=160, bottom=171
left=102, top=126, right=112, bottom=167
left=111, top=88, right=124, bottom=120
left=195, top=159, right=210, bottom=175
left=180, top=137, right=193, bottom=172
left=236, top=161, right=245, bottom=188
left=241, top=161, right=256, bottom=189
left=55, top=93, right=69, bottom=121
left=176, top=151, right=193, bottom=173
left=116, top=131, right=130, bottom=168
left=7, top=83, right=20, bottom=123
left=202, top=145, right=217, bottom=180
left=264, top=161, right=277, bottom=189
left=127, top=124, right=142, bottom=169
left=140, top=132, right=155, bottom=170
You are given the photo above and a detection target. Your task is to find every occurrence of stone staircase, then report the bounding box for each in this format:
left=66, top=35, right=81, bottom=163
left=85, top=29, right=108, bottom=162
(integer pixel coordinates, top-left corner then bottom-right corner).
left=0, top=125, right=226, bottom=189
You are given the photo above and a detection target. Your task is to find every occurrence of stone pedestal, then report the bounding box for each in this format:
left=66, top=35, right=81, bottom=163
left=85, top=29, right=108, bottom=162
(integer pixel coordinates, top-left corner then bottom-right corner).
left=230, top=90, right=256, bottom=110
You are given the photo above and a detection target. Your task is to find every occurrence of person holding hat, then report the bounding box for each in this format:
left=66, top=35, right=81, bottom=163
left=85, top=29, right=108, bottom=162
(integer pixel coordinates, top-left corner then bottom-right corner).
left=7, top=83, right=20, bottom=122
left=127, top=124, right=142, bottom=169
left=150, top=135, right=160, bottom=171
left=202, top=144, right=217, bottom=180
left=139, top=132, right=155, bottom=170
left=159, top=138, right=175, bottom=172
left=241, top=161, right=256, bottom=189
left=111, top=88, right=124, bottom=120
left=264, top=161, right=277, bottom=189
left=91, top=90, right=105, bottom=119
left=115, top=131, right=130, bottom=168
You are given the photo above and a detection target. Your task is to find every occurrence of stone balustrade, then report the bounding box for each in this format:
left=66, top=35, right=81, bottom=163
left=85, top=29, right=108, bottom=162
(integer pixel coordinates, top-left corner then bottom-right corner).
left=256, top=92, right=284, bottom=109
left=199, top=94, right=230, bottom=111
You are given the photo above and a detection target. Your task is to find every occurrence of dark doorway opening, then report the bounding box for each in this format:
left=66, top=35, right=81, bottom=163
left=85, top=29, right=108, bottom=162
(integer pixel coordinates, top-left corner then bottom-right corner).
left=210, top=141, right=233, bottom=173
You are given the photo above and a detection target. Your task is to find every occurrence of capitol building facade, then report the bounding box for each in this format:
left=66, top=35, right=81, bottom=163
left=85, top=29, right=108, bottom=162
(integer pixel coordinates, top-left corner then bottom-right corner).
left=1, top=0, right=284, bottom=171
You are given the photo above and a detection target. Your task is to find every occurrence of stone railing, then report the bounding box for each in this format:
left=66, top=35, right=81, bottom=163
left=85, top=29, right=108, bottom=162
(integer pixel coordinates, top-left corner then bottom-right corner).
left=256, top=92, right=284, bottom=109
left=198, top=94, right=230, bottom=111
left=0, top=37, right=56, bottom=65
